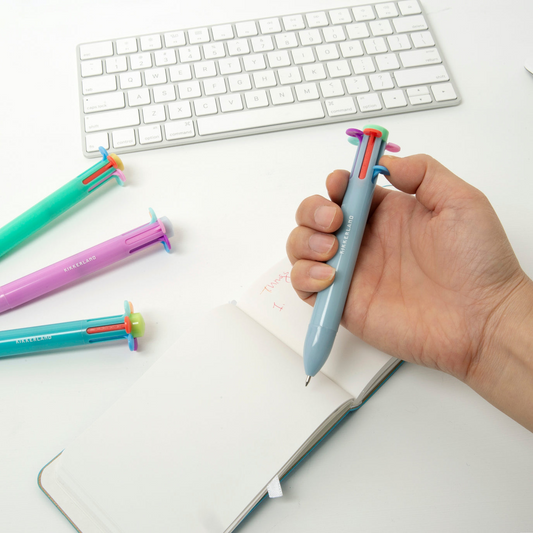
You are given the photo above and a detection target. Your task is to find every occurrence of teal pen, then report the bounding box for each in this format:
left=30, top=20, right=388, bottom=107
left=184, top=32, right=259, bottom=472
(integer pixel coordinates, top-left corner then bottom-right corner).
left=0, top=147, right=125, bottom=259
left=0, top=301, right=144, bottom=357
left=303, top=125, right=400, bottom=386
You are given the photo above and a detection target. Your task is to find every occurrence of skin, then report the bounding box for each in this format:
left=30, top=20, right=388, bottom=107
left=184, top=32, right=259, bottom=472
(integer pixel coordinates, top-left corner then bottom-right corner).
left=287, top=154, right=533, bottom=431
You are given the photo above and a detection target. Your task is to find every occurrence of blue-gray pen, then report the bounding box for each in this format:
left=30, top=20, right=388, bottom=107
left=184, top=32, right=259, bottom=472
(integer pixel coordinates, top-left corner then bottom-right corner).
left=303, top=125, right=400, bottom=385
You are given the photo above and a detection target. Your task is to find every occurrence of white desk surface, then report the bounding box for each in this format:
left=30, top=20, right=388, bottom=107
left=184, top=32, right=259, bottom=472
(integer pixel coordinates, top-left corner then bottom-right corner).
left=1, top=0, right=533, bottom=531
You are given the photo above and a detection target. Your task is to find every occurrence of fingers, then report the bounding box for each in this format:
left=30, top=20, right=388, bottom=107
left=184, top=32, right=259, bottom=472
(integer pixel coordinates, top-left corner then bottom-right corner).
left=295, top=193, right=344, bottom=232
left=286, top=225, right=338, bottom=264
left=380, top=154, right=477, bottom=213
left=290, top=260, right=335, bottom=302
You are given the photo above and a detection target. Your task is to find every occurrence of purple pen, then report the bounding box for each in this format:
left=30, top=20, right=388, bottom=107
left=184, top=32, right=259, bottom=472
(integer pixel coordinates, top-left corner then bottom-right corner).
left=0, top=208, right=173, bottom=314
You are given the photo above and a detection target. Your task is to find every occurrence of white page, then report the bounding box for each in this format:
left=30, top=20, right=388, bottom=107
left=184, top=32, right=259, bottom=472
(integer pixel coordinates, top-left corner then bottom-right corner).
left=237, top=258, right=397, bottom=399
left=52, top=304, right=352, bottom=533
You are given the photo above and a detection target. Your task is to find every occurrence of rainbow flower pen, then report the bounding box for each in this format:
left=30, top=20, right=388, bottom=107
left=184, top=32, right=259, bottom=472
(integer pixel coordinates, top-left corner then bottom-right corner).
left=0, top=208, right=173, bottom=314
left=0, top=301, right=144, bottom=357
left=0, top=147, right=126, bottom=259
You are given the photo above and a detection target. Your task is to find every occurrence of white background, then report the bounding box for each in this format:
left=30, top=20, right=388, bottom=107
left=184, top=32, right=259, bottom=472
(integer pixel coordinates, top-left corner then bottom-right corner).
left=1, top=0, right=533, bottom=531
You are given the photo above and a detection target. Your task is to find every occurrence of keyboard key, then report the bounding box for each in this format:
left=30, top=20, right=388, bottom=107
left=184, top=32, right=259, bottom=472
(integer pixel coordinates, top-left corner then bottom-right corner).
left=154, top=50, right=177, bottom=66
left=153, top=84, right=176, bottom=103
left=369, top=72, right=394, bottom=90
left=306, top=12, right=329, bottom=28
left=322, top=27, right=346, bottom=43
left=302, top=63, right=327, bottom=81
left=251, top=36, right=274, bottom=53
left=178, top=81, right=201, bottom=98
left=326, top=97, right=356, bottom=116
left=81, top=60, right=103, bottom=78
left=112, top=129, right=136, bottom=148
left=197, top=101, right=324, bottom=135
left=168, top=101, right=192, bottom=119
left=140, top=34, right=162, bottom=51
left=275, top=33, right=299, bottom=49
left=375, top=3, right=399, bottom=18
left=83, top=92, right=125, bottom=113
left=212, top=24, right=234, bottom=41
left=346, top=23, right=370, bottom=39
left=345, top=76, right=370, bottom=94
left=235, top=21, right=258, bottom=37
left=106, top=56, right=128, bottom=73
left=369, top=20, right=393, bottom=36
left=120, top=71, right=142, bottom=89
left=165, top=120, right=195, bottom=140
left=142, top=105, right=166, bottom=123
left=316, top=44, right=340, bottom=61
left=340, top=41, right=364, bottom=58
left=398, top=1, right=422, bottom=15
left=80, top=41, right=113, bottom=60
left=145, top=68, right=167, bottom=85
left=394, top=65, right=449, bottom=87
left=299, top=30, right=322, bottom=46
left=245, top=90, right=269, bottom=108
left=357, top=93, right=382, bottom=111
left=116, top=38, right=138, bottom=55
left=400, top=48, right=441, bottom=67
left=219, top=94, right=244, bottom=112
left=228, top=74, right=252, bottom=92
left=243, top=54, right=266, bottom=71
left=194, top=61, right=217, bottom=79
left=329, top=9, right=352, bottom=25
left=320, top=79, right=345, bottom=97
left=351, top=57, right=375, bottom=74
left=431, top=82, right=457, bottom=102
left=282, top=15, right=305, bottom=31
left=382, top=89, right=407, bottom=108
left=291, top=48, right=315, bottom=65
left=363, top=37, right=387, bottom=54
left=84, top=109, right=140, bottom=132
left=86, top=132, right=109, bottom=152
left=393, top=14, right=428, bottom=33
left=352, top=6, right=375, bottom=21
left=188, top=28, right=210, bottom=44
left=128, top=88, right=150, bottom=106
left=253, top=70, right=277, bottom=88
left=327, top=60, right=351, bottom=78
left=138, top=125, right=162, bottom=144
left=227, top=39, right=250, bottom=56
left=411, top=31, right=435, bottom=48
left=376, top=53, right=400, bottom=70
left=203, top=78, right=227, bottom=96
left=179, top=46, right=201, bottom=62
left=259, top=18, right=282, bottom=34
left=82, top=75, right=117, bottom=95
left=194, top=97, right=218, bottom=116
left=203, top=43, right=226, bottom=59
left=130, top=53, right=152, bottom=70
left=270, top=87, right=294, bottom=105
left=388, top=34, right=411, bottom=51
left=169, top=65, right=192, bottom=82
left=267, top=50, right=291, bottom=68
left=218, top=58, right=242, bottom=75
left=295, top=83, right=320, bottom=101
left=164, top=31, right=186, bottom=47
left=278, top=67, right=302, bottom=85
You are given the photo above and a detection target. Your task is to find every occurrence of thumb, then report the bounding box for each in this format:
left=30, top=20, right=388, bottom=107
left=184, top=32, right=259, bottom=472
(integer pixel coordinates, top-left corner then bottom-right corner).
left=380, top=154, right=476, bottom=213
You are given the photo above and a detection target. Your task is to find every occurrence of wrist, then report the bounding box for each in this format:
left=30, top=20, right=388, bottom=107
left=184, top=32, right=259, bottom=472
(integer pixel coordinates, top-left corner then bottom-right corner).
left=465, top=273, right=533, bottom=431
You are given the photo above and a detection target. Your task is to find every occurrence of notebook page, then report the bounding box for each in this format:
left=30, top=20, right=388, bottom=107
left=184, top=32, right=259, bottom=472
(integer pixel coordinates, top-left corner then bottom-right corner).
left=236, top=258, right=396, bottom=400
left=54, top=304, right=352, bottom=533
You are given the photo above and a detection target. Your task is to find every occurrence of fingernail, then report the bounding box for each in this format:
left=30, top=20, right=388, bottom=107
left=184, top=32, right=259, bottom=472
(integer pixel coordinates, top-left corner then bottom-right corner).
left=314, top=206, right=336, bottom=229
left=309, top=233, right=335, bottom=254
left=309, top=264, right=335, bottom=281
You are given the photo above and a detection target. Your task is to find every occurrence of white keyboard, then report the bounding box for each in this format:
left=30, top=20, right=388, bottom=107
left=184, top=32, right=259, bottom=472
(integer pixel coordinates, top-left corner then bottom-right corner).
left=77, top=1, right=460, bottom=157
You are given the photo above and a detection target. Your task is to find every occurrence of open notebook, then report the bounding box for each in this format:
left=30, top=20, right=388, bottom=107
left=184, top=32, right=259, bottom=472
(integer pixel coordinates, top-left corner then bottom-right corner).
left=39, top=258, right=401, bottom=533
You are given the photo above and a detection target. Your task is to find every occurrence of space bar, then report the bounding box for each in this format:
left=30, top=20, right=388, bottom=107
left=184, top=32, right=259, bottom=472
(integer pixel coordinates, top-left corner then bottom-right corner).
left=197, top=102, right=325, bottom=136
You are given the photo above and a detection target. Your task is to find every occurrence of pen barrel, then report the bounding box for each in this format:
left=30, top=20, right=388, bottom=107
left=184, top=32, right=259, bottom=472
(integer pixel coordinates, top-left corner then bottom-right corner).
left=0, top=313, right=125, bottom=357
left=0, top=159, right=113, bottom=258
left=0, top=219, right=167, bottom=313
left=312, top=175, right=377, bottom=331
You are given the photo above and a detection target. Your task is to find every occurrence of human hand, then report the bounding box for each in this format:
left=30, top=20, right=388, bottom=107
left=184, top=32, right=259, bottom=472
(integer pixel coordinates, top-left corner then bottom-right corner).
left=287, top=155, right=531, bottom=388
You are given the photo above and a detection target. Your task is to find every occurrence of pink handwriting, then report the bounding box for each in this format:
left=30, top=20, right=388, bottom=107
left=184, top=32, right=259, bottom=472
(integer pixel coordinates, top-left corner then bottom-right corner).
left=273, top=303, right=285, bottom=311
left=260, top=271, right=291, bottom=295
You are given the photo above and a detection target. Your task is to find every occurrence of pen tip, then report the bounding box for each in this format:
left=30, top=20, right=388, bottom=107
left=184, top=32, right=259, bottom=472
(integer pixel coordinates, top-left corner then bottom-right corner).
left=305, top=376, right=311, bottom=387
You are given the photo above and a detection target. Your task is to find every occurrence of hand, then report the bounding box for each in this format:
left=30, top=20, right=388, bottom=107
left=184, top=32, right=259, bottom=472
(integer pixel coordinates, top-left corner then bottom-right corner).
left=287, top=155, right=531, bottom=388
